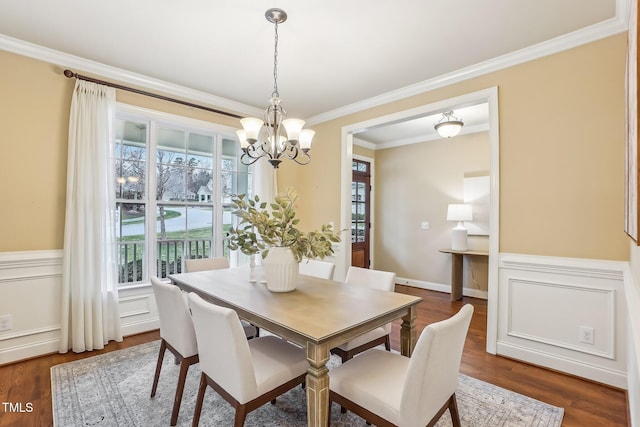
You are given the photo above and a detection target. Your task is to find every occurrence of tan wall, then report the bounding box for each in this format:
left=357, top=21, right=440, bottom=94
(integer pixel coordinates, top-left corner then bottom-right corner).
left=281, top=33, right=629, bottom=261
left=0, top=52, right=72, bottom=251
left=0, top=33, right=630, bottom=261
left=374, top=132, right=489, bottom=288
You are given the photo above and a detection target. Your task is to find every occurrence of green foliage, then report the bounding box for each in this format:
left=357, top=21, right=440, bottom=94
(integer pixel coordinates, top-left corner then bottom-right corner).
left=227, top=187, right=342, bottom=262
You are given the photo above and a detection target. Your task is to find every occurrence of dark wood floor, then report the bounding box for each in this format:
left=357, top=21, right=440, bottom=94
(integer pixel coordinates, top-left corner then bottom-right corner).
left=0, top=286, right=628, bottom=427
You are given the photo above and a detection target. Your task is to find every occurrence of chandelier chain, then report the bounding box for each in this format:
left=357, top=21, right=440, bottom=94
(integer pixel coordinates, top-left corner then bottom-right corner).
left=272, top=21, right=279, bottom=98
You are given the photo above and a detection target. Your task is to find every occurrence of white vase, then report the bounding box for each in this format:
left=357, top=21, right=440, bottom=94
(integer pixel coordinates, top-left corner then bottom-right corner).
left=262, top=246, right=299, bottom=292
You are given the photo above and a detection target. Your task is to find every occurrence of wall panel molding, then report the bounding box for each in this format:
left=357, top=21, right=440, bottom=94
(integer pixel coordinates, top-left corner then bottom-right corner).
left=498, top=253, right=628, bottom=388
left=0, top=250, right=159, bottom=365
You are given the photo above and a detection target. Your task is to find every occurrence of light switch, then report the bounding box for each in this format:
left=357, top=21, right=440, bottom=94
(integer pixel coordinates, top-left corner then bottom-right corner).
left=421, top=221, right=429, bottom=230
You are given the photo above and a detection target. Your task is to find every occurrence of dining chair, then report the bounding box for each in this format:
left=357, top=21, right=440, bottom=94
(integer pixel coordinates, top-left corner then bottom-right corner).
left=150, top=276, right=199, bottom=426
left=328, top=304, right=474, bottom=427
left=187, top=293, right=308, bottom=427
left=184, top=256, right=229, bottom=272
left=330, top=266, right=396, bottom=363
left=184, top=257, right=258, bottom=339
left=298, top=258, right=336, bottom=279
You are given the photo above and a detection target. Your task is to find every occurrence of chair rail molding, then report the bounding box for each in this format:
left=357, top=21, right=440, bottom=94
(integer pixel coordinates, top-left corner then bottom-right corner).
left=498, top=253, right=628, bottom=388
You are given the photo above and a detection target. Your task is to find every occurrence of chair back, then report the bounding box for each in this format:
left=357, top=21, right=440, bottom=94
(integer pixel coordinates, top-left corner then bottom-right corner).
left=399, top=304, right=474, bottom=427
left=345, top=266, right=396, bottom=292
left=188, top=293, right=258, bottom=403
left=184, top=257, right=229, bottom=272
left=299, top=259, right=336, bottom=280
left=150, top=276, right=198, bottom=357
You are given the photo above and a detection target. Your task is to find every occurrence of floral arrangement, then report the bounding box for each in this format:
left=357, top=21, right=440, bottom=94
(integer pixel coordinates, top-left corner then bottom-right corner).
left=227, top=187, right=341, bottom=262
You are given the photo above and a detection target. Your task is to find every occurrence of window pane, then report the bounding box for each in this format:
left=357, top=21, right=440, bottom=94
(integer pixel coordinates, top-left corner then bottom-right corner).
left=221, top=138, right=252, bottom=203
left=115, top=118, right=147, bottom=200
left=158, top=128, right=186, bottom=152
left=116, top=202, right=145, bottom=284
left=185, top=206, right=213, bottom=260
left=357, top=222, right=366, bottom=243
left=357, top=182, right=366, bottom=202
left=157, top=165, right=185, bottom=201
left=187, top=206, right=213, bottom=239
left=188, top=132, right=214, bottom=169
left=156, top=204, right=185, bottom=278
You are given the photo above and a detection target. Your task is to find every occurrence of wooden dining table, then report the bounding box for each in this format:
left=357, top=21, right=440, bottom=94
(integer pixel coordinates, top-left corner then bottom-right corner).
left=168, top=268, right=423, bottom=427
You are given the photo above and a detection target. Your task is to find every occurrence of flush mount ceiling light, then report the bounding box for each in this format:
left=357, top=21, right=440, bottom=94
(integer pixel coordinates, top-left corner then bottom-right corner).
left=236, top=8, right=314, bottom=169
left=434, top=111, right=464, bottom=138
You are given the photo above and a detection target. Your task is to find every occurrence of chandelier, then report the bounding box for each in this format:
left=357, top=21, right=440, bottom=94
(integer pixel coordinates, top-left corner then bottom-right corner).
left=434, top=111, right=464, bottom=138
left=236, top=8, right=314, bottom=169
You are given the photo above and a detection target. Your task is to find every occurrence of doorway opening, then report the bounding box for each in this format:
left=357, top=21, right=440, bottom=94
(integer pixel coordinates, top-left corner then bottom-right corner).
left=339, top=87, right=500, bottom=354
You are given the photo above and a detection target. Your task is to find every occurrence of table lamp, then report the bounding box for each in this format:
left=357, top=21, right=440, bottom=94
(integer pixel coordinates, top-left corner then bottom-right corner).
left=447, top=204, right=473, bottom=251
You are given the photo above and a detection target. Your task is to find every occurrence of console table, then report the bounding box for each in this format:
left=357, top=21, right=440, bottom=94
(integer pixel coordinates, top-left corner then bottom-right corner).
left=439, top=249, right=489, bottom=301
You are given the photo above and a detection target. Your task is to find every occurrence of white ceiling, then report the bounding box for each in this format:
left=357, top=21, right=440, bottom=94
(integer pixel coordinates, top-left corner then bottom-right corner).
left=0, top=0, right=626, bottom=144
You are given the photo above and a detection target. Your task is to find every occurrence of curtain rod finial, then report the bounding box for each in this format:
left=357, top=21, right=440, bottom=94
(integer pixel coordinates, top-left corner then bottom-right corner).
left=63, top=69, right=75, bottom=78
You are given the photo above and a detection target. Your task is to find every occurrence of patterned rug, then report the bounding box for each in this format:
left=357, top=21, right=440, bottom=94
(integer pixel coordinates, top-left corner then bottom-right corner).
left=51, top=341, right=564, bottom=426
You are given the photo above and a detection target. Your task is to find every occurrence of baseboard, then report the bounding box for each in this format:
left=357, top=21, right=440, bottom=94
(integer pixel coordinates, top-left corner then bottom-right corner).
left=396, top=276, right=488, bottom=300
left=121, top=317, right=159, bottom=337
left=0, top=337, right=59, bottom=365
left=497, top=341, right=627, bottom=389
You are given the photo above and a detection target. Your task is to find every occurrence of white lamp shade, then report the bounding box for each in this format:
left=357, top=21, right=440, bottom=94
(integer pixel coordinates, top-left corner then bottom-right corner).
left=282, top=118, right=305, bottom=142
left=435, top=120, right=464, bottom=138
left=299, top=129, right=315, bottom=150
left=235, top=129, right=249, bottom=149
left=447, top=204, right=473, bottom=222
left=240, top=117, right=264, bottom=141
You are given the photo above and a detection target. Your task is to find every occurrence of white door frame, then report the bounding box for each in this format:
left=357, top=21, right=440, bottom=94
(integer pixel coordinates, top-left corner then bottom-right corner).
left=338, top=87, right=500, bottom=354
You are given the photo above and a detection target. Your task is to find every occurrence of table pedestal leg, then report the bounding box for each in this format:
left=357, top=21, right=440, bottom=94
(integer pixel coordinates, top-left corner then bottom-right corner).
left=451, top=253, right=463, bottom=301
left=400, top=305, right=417, bottom=357
left=306, top=343, right=330, bottom=427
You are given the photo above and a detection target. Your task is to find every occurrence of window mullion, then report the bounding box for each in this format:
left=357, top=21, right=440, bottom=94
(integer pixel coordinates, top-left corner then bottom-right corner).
left=213, top=134, right=223, bottom=257
left=146, top=121, right=158, bottom=281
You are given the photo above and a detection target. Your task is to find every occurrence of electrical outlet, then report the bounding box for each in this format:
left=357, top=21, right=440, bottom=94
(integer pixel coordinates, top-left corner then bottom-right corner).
left=579, top=326, right=594, bottom=344
left=0, top=314, right=12, bottom=332
left=421, top=221, right=429, bottom=230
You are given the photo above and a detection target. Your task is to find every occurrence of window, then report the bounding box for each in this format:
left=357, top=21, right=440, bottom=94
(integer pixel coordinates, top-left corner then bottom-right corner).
left=114, top=107, right=251, bottom=286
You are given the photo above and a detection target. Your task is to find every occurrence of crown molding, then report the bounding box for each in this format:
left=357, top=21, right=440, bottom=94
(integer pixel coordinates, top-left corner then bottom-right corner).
left=306, top=5, right=629, bottom=126
left=1, top=0, right=630, bottom=126
left=0, top=33, right=263, bottom=119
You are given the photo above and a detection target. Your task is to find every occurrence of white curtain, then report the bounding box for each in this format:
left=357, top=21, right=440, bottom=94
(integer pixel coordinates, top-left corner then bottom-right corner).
left=59, top=80, right=122, bottom=353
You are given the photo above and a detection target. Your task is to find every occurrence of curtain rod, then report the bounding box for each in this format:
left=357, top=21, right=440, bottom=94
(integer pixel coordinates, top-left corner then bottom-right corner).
left=63, top=69, right=244, bottom=120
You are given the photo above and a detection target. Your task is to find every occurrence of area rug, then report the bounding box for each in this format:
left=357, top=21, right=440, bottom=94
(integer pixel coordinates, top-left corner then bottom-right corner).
left=51, top=341, right=564, bottom=426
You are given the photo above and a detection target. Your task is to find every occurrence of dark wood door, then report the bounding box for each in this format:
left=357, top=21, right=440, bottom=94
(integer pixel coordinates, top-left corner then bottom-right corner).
left=351, top=159, right=371, bottom=268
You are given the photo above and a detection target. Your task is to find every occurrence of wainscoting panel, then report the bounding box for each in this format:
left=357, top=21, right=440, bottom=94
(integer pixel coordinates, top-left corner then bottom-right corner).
left=0, top=250, right=160, bottom=365
left=507, top=279, right=615, bottom=358
left=498, top=253, right=628, bottom=388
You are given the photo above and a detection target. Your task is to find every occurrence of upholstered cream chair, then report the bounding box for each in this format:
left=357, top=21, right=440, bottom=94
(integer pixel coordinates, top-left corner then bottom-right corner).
left=184, top=256, right=229, bottom=272
left=328, top=304, right=474, bottom=427
left=298, top=258, right=336, bottom=280
left=187, top=293, right=308, bottom=427
left=150, top=276, right=199, bottom=426
left=330, top=266, right=396, bottom=363
left=184, top=256, right=258, bottom=339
